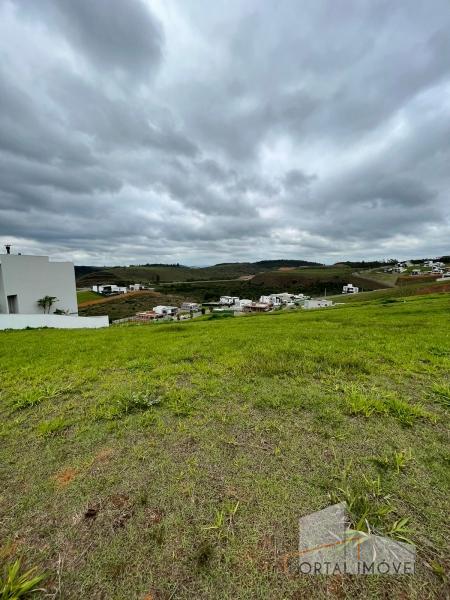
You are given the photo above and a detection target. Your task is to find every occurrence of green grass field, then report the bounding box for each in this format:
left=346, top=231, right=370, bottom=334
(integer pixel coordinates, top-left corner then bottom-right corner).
left=1, top=295, right=449, bottom=598
left=76, top=290, right=101, bottom=304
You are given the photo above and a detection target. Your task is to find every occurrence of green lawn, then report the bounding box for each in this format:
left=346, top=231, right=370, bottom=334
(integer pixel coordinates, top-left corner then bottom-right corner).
left=0, top=295, right=449, bottom=599
left=77, top=290, right=101, bottom=304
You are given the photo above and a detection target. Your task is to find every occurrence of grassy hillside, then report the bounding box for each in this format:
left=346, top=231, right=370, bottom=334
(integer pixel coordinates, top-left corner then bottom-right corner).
left=332, top=280, right=450, bottom=304
left=246, top=267, right=388, bottom=295
left=76, top=260, right=322, bottom=287
left=76, top=263, right=390, bottom=305
left=1, top=295, right=449, bottom=598
left=157, top=266, right=388, bottom=302
left=76, top=290, right=101, bottom=304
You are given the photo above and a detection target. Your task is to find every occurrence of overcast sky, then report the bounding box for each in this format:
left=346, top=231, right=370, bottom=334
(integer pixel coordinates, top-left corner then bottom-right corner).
left=0, top=0, right=449, bottom=265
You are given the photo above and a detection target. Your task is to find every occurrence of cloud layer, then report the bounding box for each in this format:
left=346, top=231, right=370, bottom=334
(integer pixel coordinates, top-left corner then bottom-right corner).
left=0, top=0, right=449, bottom=264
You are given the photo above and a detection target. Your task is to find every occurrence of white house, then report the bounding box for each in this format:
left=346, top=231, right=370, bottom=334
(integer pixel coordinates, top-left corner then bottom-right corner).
left=243, top=302, right=271, bottom=313
left=92, top=284, right=127, bottom=294
left=292, top=293, right=308, bottom=302
left=236, top=298, right=253, bottom=308
left=180, top=302, right=201, bottom=312
left=0, top=249, right=108, bottom=329
left=128, top=283, right=145, bottom=291
left=437, top=272, right=450, bottom=282
left=259, top=293, right=294, bottom=306
left=154, top=305, right=178, bottom=317
left=342, top=283, right=359, bottom=294
left=302, top=299, right=334, bottom=310
left=0, top=252, right=77, bottom=315
left=219, top=296, right=240, bottom=305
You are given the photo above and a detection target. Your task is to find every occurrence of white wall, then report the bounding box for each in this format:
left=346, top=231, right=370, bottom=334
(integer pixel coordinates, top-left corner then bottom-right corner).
left=303, top=299, right=333, bottom=309
left=0, top=254, right=78, bottom=315
left=0, top=314, right=109, bottom=330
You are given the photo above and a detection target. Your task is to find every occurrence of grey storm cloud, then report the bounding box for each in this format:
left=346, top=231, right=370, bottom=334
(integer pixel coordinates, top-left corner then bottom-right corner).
left=12, top=0, right=164, bottom=81
left=0, top=0, right=449, bottom=265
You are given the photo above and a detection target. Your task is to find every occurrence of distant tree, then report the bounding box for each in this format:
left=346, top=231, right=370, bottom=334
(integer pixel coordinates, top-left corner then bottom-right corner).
left=37, top=296, right=58, bottom=314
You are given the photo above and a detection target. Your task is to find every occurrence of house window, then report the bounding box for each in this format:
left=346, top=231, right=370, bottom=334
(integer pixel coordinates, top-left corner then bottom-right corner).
left=7, top=295, right=18, bottom=314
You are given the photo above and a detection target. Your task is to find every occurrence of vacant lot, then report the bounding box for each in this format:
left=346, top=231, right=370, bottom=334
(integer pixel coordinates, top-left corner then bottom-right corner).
left=1, top=295, right=449, bottom=598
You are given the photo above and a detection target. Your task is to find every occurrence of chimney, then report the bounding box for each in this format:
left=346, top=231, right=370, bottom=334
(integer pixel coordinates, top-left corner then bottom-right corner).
left=5, top=244, right=11, bottom=255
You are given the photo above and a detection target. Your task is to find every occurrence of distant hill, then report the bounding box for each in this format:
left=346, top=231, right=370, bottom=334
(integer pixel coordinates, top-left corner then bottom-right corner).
left=74, top=265, right=103, bottom=278
left=75, top=259, right=323, bottom=287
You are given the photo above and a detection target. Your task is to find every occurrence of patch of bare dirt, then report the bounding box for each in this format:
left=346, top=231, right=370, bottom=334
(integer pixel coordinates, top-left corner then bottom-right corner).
left=54, top=467, right=78, bottom=487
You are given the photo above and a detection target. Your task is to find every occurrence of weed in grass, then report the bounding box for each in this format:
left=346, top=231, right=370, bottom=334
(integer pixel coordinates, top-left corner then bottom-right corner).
left=345, top=388, right=385, bottom=417
left=430, top=561, right=448, bottom=583
left=165, top=389, right=196, bottom=417
left=387, top=517, right=414, bottom=544
left=13, top=383, right=75, bottom=410
left=331, top=467, right=416, bottom=547
left=383, top=395, right=434, bottom=427
left=12, top=390, right=44, bottom=410
left=331, top=474, right=393, bottom=533
left=203, top=501, right=240, bottom=541
left=139, top=412, right=161, bottom=428
left=94, top=388, right=162, bottom=420
left=0, top=559, right=45, bottom=599
left=393, top=449, right=413, bottom=473
left=431, top=383, right=450, bottom=408
left=344, top=386, right=433, bottom=426
left=371, top=448, right=413, bottom=474
left=37, top=417, right=71, bottom=437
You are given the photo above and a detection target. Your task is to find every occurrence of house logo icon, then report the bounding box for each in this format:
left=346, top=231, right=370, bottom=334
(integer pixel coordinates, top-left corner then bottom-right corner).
left=282, top=502, right=416, bottom=575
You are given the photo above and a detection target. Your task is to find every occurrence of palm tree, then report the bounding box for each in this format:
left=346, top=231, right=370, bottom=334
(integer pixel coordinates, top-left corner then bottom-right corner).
left=37, top=296, right=58, bottom=314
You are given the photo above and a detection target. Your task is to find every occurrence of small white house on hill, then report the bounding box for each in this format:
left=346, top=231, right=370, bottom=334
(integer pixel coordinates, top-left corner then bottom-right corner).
left=219, top=296, right=240, bottom=305
left=342, top=283, right=359, bottom=294
left=302, top=299, right=334, bottom=310
left=92, top=284, right=127, bottom=294
left=154, top=305, right=178, bottom=316
left=181, top=302, right=201, bottom=312
left=437, top=272, right=450, bottom=282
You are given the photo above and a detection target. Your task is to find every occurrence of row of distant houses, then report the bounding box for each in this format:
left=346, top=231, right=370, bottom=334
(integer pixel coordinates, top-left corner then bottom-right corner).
left=133, top=302, right=202, bottom=322
left=207, top=293, right=335, bottom=313
left=92, top=283, right=153, bottom=295
left=385, top=260, right=448, bottom=275
left=119, top=291, right=337, bottom=324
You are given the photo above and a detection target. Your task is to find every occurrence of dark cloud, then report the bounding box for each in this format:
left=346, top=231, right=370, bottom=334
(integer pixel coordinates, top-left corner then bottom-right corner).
left=0, top=0, right=449, bottom=264
left=283, top=170, right=317, bottom=190
left=11, top=0, right=163, bottom=81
